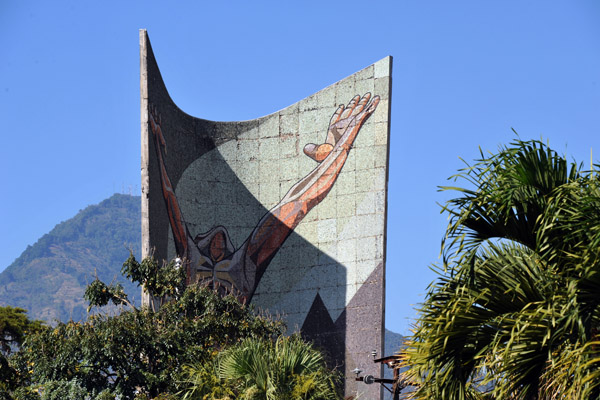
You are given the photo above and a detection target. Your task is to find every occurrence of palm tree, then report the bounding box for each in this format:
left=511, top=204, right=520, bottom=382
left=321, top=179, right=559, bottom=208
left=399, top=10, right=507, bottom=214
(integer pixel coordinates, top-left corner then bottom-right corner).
left=402, top=139, right=600, bottom=399
left=179, top=361, right=236, bottom=400
left=216, top=335, right=341, bottom=400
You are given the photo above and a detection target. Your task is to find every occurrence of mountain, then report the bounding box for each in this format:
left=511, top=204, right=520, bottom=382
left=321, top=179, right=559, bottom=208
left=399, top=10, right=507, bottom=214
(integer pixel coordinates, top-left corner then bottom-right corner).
left=384, top=328, right=405, bottom=357
left=0, top=194, right=142, bottom=322
left=383, top=329, right=407, bottom=398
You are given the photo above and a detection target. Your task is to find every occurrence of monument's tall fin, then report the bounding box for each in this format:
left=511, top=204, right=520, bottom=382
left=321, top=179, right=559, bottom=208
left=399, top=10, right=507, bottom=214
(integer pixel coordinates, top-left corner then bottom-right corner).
left=140, top=29, right=392, bottom=398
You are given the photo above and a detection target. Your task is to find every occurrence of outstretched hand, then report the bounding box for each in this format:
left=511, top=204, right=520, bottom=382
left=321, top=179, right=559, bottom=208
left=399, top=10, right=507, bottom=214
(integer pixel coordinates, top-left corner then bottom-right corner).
left=303, top=93, right=380, bottom=162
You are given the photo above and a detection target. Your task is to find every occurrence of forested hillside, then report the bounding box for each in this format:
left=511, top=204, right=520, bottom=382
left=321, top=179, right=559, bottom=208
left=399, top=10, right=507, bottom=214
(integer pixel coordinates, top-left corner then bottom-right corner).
left=0, top=194, right=141, bottom=322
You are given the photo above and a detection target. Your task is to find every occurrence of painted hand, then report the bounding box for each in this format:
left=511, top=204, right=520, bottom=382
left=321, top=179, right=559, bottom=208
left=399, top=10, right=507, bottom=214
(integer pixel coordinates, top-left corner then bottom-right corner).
left=303, top=93, right=380, bottom=162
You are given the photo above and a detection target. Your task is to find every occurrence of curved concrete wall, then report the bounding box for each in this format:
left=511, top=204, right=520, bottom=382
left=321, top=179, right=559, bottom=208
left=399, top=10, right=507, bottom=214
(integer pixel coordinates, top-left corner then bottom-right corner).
left=140, top=30, right=391, bottom=398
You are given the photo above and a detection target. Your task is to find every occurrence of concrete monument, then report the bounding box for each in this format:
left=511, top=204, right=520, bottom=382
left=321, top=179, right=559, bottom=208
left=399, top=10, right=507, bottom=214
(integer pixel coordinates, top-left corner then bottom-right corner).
left=140, top=30, right=392, bottom=398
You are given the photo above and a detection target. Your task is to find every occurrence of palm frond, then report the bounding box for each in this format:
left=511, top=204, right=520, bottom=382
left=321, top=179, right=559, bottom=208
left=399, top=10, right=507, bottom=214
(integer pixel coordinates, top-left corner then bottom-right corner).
left=404, top=138, right=600, bottom=400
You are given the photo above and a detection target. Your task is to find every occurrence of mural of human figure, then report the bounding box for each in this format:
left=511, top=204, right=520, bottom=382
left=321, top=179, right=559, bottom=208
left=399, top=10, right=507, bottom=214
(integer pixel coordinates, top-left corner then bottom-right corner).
left=149, top=93, right=379, bottom=303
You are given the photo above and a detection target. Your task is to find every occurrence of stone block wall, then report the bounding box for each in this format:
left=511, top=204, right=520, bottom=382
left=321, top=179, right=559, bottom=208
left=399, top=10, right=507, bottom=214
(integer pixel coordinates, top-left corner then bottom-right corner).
left=140, top=30, right=392, bottom=398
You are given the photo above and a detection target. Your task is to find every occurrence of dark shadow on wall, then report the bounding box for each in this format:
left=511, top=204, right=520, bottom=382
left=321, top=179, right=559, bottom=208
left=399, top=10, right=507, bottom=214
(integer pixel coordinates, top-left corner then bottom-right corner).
left=142, top=32, right=383, bottom=397
left=156, top=135, right=348, bottom=370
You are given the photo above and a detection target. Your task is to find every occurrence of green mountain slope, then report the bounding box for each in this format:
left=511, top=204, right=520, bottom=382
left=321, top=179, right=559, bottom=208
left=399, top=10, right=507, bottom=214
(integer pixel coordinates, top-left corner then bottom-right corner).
left=383, top=328, right=406, bottom=385
left=384, top=328, right=405, bottom=356
left=0, top=194, right=141, bottom=322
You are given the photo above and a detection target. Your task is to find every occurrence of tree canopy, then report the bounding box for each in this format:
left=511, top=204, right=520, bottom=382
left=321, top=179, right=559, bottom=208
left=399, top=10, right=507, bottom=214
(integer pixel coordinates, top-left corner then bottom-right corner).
left=403, top=139, right=600, bottom=399
left=0, top=251, right=345, bottom=400
left=0, top=306, right=45, bottom=356
left=1, top=254, right=284, bottom=399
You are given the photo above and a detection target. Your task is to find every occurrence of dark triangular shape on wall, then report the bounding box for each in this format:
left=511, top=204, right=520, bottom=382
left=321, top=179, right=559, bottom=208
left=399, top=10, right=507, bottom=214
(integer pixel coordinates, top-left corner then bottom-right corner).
left=301, top=292, right=345, bottom=370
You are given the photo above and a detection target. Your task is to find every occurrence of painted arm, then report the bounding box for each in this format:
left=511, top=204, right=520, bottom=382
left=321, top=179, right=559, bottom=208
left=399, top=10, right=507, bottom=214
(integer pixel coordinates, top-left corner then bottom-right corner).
left=246, top=93, right=380, bottom=277
left=149, top=107, right=189, bottom=259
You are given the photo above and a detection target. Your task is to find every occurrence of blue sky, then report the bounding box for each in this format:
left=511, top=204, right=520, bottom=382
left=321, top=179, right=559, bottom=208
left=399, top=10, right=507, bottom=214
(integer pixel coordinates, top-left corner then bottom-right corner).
left=1, top=1, right=599, bottom=335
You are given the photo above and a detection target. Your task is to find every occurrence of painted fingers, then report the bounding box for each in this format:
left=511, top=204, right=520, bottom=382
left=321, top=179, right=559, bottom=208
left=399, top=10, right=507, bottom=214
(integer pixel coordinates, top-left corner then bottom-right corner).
left=304, top=93, right=379, bottom=163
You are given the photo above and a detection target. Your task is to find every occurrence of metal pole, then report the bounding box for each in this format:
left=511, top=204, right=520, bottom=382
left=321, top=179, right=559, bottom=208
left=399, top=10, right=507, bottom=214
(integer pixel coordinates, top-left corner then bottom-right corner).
left=393, top=367, right=400, bottom=400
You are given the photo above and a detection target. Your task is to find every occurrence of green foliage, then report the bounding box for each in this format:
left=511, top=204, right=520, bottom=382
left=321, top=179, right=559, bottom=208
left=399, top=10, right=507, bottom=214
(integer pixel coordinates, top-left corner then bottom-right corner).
left=5, top=386, right=39, bottom=400
left=3, top=251, right=284, bottom=399
left=9, top=285, right=282, bottom=399
left=404, top=138, right=600, bottom=399
left=37, top=379, right=92, bottom=400
left=84, top=279, right=130, bottom=312
left=84, top=253, right=187, bottom=315
left=0, top=306, right=45, bottom=355
left=213, top=335, right=341, bottom=400
left=0, top=307, right=45, bottom=397
left=121, top=253, right=186, bottom=310
left=0, top=353, right=17, bottom=394
left=179, top=362, right=235, bottom=400
left=1, top=379, right=120, bottom=400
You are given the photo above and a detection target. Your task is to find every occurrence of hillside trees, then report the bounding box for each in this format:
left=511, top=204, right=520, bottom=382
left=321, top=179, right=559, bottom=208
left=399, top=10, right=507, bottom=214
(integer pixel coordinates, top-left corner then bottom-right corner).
left=403, top=139, right=600, bottom=399
left=0, top=307, right=45, bottom=395
left=0, top=306, right=45, bottom=356
left=84, top=253, right=186, bottom=312
left=3, top=252, right=343, bottom=400
left=3, top=254, right=284, bottom=399
left=0, top=193, right=142, bottom=323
